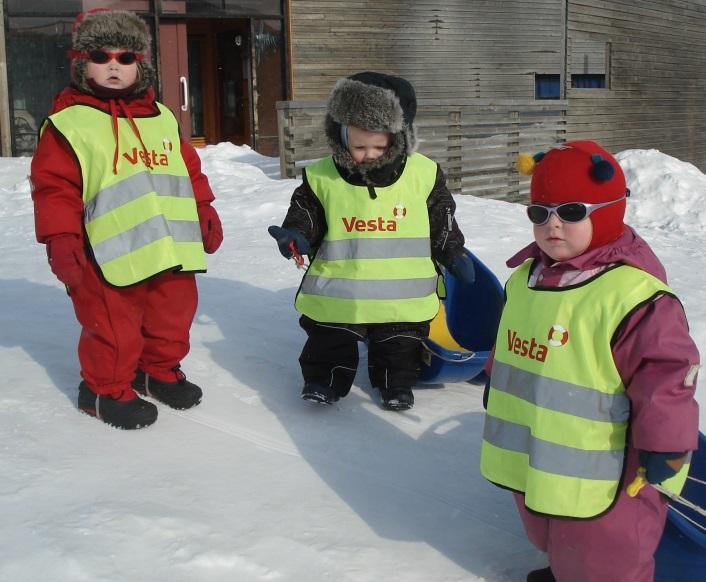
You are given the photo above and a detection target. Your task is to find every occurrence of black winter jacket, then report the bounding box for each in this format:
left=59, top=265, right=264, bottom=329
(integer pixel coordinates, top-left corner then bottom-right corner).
left=281, top=157, right=466, bottom=268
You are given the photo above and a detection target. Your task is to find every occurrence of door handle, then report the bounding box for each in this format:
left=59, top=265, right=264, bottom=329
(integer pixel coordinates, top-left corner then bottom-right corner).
left=180, top=76, right=189, bottom=112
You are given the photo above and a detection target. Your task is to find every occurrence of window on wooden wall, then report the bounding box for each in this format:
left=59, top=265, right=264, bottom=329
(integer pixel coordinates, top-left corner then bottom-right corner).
left=535, top=74, right=561, bottom=100
left=570, top=39, right=610, bottom=90
left=571, top=74, right=605, bottom=88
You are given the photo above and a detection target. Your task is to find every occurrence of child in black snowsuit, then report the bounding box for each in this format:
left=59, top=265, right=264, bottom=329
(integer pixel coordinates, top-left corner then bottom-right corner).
left=269, top=72, right=474, bottom=410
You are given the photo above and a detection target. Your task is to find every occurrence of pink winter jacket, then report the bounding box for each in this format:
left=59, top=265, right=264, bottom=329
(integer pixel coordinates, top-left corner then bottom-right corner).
left=486, top=226, right=700, bottom=454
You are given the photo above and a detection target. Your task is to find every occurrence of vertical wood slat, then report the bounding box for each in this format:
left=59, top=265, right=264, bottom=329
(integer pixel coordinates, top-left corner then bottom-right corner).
left=276, top=104, right=290, bottom=178
left=276, top=100, right=567, bottom=201
left=446, top=110, right=462, bottom=193
left=507, top=110, right=520, bottom=199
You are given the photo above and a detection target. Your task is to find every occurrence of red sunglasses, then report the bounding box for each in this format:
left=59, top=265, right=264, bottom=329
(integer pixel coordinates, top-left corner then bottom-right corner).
left=68, top=49, right=145, bottom=65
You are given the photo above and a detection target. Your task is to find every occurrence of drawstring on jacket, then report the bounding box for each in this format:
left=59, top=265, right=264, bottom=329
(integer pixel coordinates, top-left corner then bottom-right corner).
left=109, top=98, right=152, bottom=175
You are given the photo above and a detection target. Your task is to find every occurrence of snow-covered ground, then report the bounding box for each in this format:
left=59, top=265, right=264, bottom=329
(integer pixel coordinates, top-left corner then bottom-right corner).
left=0, top=143, right=703, bottom=581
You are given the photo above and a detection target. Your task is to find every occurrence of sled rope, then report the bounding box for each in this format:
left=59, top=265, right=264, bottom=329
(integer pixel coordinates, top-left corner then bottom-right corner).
left=654, top=483, right=706, bottom=519
left=667, top=504, right=706, bottom=533
left=627, top=469, right=706, bottom=521
left=422, top=343, right=477, bottom=363
left=687, top=475, right=706, bottom=486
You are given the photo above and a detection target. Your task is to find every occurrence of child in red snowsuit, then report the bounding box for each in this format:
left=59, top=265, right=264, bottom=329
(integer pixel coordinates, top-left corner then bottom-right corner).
left=30, top=9, right=223, bottom=429
left=480, top=141, right=700, bottom=581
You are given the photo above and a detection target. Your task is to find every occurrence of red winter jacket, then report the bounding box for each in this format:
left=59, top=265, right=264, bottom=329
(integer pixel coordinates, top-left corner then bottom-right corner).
left=485, top=226, right=700, bottom=454
left=30, top=86, right=215, bottom=244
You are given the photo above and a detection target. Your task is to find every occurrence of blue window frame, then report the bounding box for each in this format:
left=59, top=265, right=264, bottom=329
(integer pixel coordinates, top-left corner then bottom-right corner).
left=535, top=74, right=560, bottom=100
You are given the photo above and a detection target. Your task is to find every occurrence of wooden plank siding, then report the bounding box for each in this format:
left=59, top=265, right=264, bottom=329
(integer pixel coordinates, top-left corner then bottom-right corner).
left=564, top=0, right=706, bottom=167
left=288, top=0, right=564, bottom=103
left=286, top=0, right=706, bottom=198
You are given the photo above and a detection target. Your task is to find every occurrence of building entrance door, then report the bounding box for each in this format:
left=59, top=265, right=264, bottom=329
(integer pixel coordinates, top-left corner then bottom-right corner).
left=214, top=29, right=249, bottom=145
left=158, top=18, right=251, bottom=148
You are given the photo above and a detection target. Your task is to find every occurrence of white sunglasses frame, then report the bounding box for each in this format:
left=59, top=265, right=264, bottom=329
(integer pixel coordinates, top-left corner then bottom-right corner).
left=527, top=193, right=628, bottom=226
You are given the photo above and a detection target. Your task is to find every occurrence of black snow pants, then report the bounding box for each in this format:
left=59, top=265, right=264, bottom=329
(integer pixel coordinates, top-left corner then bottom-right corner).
left=298, top=315, right=431, bottom=399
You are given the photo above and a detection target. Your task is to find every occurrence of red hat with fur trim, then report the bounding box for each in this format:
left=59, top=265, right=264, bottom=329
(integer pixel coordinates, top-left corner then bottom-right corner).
left=519, top=140, right=628, bottom=250
left=69, top=8, right=153, bottom=96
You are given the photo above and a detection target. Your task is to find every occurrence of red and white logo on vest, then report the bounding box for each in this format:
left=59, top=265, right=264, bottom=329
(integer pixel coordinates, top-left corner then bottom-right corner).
left=340, top=204, right=407, bottom=232
left=547, top=324, right=569, bottom=347
left=393, top=204, right=407, bottom=220
left=506, top=323, right=569, bottom=363
left=122, top=148, right=170, bottom=168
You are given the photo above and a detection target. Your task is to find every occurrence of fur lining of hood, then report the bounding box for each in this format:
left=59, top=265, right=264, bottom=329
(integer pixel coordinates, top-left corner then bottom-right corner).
left=327, top=77, right=406, bottom=134
left=324, top=75, right=418, bottom=168
left=325, top=113, right=408, bottom=182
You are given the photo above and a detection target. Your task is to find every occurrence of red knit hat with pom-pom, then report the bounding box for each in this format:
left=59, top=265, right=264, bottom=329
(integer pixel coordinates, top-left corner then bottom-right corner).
left=519, top=140, right=628, bottom=250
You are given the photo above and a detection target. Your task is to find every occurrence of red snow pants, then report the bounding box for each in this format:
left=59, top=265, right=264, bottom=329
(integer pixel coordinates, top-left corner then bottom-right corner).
left=69, top=261, right=198, bottom=397
left=514, top=447, right=668, bottom=582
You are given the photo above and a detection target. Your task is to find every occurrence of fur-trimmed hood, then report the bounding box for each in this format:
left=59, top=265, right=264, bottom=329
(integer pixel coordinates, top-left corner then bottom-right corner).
left=324, top=72, right=418, bottom=184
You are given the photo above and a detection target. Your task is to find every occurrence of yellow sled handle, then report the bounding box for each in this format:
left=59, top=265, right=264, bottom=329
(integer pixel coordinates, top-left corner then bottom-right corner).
left=627, top=467, right=647, bottom=497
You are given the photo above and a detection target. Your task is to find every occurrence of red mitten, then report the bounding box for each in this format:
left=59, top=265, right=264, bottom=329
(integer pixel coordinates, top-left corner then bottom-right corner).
left=198, top=204, right=223, bottom=254
left=46, top=234, right=86, bottom=288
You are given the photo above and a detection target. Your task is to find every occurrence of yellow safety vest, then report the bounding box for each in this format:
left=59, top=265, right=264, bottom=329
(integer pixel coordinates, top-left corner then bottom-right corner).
left=45, top=102, right=206, bottom=287
left=480, top=261, right=690, bottom=518
left=296, top=154, right=440, bottom=323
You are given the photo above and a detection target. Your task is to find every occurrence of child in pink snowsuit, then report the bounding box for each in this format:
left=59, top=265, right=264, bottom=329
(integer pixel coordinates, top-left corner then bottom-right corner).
left=480, top=140, right=700, bottom=582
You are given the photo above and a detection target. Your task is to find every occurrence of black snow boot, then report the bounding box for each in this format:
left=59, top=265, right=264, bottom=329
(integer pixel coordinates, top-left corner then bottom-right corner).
left=132, top=369, right=203, bottom=410
left=380, top=387, right=414, bottom=411
left=527, top=567, right=556, bottom=582
left=78, top=382, right=158, bottom=430
left=301, top=382, right=340, bottom=404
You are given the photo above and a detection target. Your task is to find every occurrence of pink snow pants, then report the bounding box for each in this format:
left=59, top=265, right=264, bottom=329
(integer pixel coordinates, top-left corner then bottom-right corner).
left=515, top=447, right=669, bottom=582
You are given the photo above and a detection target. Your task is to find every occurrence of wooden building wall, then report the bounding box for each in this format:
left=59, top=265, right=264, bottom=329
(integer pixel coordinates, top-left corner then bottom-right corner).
left=288, top=0, right=564, bottom=103
left=288, top=0, right=706, bottom=172
left=565, top=0, right=706, bottom=168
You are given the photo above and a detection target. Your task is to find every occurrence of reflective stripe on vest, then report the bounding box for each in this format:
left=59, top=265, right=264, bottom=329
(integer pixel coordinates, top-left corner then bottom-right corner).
left=295, top=154, right=440, bottom=323
left=480, top=261, right=685, bottom=518
left=301, top=274, right=438, bottom=300
left=484, top=415, right=625, bottom=481
left=490, top=360, right=630, bottom=423
left=46, top=103, right=205, bottom=287
left=315, top=237, right=431, bottom=260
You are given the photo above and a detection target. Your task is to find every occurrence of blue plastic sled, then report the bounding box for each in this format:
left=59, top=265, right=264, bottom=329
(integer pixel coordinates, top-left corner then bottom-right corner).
left=655, top=431, right=706, bottom=581
left=418, top=248, right=504, bottom=384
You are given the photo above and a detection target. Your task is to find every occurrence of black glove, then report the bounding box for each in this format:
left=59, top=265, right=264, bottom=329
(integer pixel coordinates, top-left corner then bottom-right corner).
left=447, top=253, right=475, bottom=285
left=638, top=450, right=687, bottom=484
left=268, top=225, right=311, bottom=259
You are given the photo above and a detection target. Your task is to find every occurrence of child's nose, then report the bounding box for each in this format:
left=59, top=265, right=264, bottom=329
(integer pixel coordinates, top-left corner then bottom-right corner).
left=546, top=213, right=563, bottom=226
